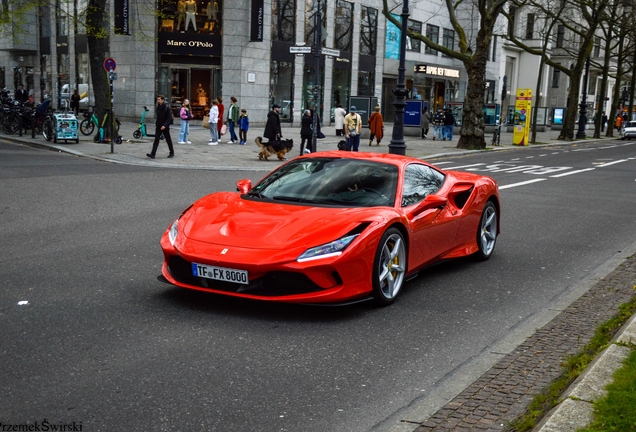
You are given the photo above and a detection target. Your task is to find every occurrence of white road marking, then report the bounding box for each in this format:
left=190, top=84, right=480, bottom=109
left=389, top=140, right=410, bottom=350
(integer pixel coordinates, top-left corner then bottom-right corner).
left=443, top=163, right=486, bottom=170
left=550, top=168, right=596, bottom=178
left=597, top=159, right=629, bottom=167
left=499, top=179, right=547, bottom=189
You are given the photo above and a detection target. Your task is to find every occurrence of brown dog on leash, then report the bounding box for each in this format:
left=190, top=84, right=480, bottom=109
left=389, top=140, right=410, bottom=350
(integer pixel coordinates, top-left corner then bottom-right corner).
left=255, top=137, right=294, bottom=161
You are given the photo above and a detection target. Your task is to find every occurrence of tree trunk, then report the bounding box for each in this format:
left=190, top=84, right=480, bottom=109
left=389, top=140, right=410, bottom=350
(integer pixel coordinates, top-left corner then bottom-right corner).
left=86, top=0, right=110, bottom=135
left=456, top=33, right=490, bottom=150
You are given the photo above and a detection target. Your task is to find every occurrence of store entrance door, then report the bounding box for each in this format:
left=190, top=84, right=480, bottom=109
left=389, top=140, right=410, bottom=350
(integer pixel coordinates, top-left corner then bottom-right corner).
left=161, top=67, right=221, bottom=119
left=434, top=82, right=445, bottom=111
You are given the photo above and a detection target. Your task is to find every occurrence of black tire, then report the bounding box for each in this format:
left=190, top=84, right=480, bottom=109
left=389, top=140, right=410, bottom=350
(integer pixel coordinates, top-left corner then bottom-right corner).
left=42, top=119, right=54, bottom=141
left=80, top=119, right=94, bottom=136
left=133, top=129, right=141, bottom=139
left=2, top=116, right=18, bottom=134
left=372, top=227, right=407, bottom=306
left=473, top=201, right=498, bottom=261
left=115, top=136, right=122, bottom=144
left=93, top=133, right=100, bottom=143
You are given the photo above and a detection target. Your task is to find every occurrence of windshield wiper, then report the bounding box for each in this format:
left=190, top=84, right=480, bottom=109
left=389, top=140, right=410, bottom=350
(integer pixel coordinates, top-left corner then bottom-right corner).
left=245, top=191, right=265, bottom=198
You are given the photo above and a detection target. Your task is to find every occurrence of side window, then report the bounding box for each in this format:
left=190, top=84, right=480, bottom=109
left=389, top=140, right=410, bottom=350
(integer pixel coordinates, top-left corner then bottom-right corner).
left=402, top=164, right=445, bottom=207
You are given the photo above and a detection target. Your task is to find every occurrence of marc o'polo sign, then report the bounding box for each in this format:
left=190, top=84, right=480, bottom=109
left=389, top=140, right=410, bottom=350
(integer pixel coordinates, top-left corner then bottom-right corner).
left=158, top=32, right=221, bottom=57
left=250, top=0, right=264, bottom=42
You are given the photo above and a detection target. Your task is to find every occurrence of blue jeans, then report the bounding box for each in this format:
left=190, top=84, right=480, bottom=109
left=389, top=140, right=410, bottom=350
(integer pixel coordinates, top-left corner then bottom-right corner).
left=209, top=124, right=218, bottom=142
left=228, top=120, right=237, bottom=142
left=178, top=119, right=189, bottom=142
left=433, top=125, right=442, bottom=139
left=443, top=125, right=453, bottom=140
left=348, top=134, right=361, bottom=151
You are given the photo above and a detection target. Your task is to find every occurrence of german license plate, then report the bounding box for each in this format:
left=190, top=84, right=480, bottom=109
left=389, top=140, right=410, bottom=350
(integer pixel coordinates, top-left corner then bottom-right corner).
left=192, top=263, right=248, bottom=284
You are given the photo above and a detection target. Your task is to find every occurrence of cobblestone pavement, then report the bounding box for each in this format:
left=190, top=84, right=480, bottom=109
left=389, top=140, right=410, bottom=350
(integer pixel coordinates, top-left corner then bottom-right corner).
left=413, top=253, right=636, bottom=432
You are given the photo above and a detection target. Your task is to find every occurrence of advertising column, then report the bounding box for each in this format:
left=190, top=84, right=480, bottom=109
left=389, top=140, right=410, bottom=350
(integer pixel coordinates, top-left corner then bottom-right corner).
left=513, top=88, right=532, bottom=146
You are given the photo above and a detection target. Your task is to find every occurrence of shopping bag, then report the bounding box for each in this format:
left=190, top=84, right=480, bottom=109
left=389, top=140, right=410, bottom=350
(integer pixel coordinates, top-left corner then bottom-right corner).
left=202, top=116, right=210, bottom=129
left=220, top=124, right=228, bottom=135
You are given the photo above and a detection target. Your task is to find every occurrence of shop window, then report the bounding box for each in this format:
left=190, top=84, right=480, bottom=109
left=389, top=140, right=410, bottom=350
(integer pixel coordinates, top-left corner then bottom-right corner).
left=425, top=24, right=438, bottom=55
left=406, top=20, right=421, bottom=52
left=357, top=70, right=375, bottom=97
left=158, top=0, right=223, bottom=34
left=360, top=6, right=377, bottom=56
left=302, top=62, right=325, bottom=116
left=334, top=0, right=353, bottom=52
left=332, top=68, right=351, bottom=119
left=272, top=0, right=296, bottom=42
left=271, top=61, right=295, bottom=122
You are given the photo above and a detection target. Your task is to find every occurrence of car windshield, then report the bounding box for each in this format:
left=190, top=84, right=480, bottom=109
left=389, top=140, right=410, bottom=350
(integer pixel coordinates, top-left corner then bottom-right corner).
left=626, top=121, right=636, bottom=128
left=247, top=158, right=399, bottom=207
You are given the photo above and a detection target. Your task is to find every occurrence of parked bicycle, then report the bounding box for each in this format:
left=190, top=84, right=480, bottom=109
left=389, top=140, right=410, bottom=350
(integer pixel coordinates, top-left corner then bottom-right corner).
left=80, top=105, right=120, bottom=136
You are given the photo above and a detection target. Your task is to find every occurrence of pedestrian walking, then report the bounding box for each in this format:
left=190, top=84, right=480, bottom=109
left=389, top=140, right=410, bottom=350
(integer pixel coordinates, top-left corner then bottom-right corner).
left=432, top=109, right=444, bottom=140
left=256, top=104, right=282, bottom=146
left=421, top=106, right=431, bottom=138
left=216, top=96, right=225, bottom=139
left=147, top=95, right=174, bottom=159
left=615, top=114, right=622, bottom=132
left=444, top=108, right=456, bottom=140
left=226, top=96, right=239, bottom=143
left=601, top=111, right=607, bottom=132
left=70, top=90, right=81, bottom=115
left=177, top=99, right=192, bottom=144
left=344, top=106, right=362, bottom=151
left=299, top=109, right=313, bottom=155
left=334, top=104, right=346, bottom=136
left=367, top=105, right=384, bottom=146
left=207, top=99, right=219, bottom=145
left=238, top=108, right=249, bottom=145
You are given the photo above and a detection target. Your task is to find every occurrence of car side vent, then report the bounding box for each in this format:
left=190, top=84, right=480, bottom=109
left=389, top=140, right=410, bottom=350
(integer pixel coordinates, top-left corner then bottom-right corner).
left=453, top=187, right=474, bottom=209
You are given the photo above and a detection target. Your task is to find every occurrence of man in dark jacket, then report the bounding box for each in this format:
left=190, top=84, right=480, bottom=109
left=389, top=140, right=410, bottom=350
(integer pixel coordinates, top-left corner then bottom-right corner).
left=258, top=104, right=282, bottom=148
left=299, top=109, right=313, bottom=155
left=443, top=108, right=456, bottom=141
left=147, top=95, right=174, bottom=159
left=15, top=84, right=28, bottom=104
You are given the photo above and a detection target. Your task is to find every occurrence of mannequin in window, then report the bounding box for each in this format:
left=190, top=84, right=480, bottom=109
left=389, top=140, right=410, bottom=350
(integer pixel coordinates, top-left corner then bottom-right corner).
left=176, top=0, right=186, bottom=31
left=184, top=0, right=197, bottom=32
left=197, top=84, right=207, bottom=106
left=206, top=1, right=219, bottom=33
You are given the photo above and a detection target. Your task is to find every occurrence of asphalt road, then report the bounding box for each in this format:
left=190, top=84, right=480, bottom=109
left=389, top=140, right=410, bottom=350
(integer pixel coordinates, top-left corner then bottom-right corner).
left=1, top=140, right=635, bottom=432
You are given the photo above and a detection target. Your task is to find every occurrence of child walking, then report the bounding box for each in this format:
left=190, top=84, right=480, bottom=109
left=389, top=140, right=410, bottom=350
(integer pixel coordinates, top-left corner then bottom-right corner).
left=238, top=108, right=249, bottom=145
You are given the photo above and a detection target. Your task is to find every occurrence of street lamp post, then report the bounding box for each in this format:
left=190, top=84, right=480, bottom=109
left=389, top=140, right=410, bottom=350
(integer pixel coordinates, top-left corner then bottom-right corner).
left=311, top=0, right=322, bottom=154
left=388, top=0, right=409, bottom=155
left=576, top=56, right=590, bottom=139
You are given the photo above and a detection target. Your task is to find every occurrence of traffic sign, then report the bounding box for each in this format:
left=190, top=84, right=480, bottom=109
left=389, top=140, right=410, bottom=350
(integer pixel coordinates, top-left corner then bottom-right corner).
left=103, top=57, right=116, bottom=72
left=321, top=48, right=340, bottom=57
left=290, top=46, right=312, bottom=54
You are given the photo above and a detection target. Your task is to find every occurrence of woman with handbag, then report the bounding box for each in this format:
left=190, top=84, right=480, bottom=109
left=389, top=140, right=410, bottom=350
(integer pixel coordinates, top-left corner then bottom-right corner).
left=178, top=99, right=192, bottom=144
left=344, top=106, right=362, bottom=151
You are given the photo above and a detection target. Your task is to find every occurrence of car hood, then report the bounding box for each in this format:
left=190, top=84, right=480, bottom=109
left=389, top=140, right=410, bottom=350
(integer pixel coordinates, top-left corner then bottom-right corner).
left=182, top=192, right=390, bottom=249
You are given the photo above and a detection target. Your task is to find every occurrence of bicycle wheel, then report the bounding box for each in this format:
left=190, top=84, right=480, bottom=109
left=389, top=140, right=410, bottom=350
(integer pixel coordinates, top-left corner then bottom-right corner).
left=1, top=115, right=19, bottom=134
left=42, top=118, right=54, bottom=141
left=80, top=119, right=95, bottom=135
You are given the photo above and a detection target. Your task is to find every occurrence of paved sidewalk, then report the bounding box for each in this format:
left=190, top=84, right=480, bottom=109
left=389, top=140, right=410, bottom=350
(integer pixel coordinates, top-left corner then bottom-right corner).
left=3, top=121, right=634, bottom=432
left=2, top=120, right=598, bottom=171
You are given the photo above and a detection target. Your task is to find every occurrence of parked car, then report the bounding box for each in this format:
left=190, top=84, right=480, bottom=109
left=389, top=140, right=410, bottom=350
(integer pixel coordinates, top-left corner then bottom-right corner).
left=620, top=120, right=636, bottom=140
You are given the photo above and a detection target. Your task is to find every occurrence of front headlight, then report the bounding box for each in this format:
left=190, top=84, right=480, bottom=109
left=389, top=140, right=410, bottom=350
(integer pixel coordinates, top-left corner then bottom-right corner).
left=168, top=219, right=179, bottom=246
left=297, top=234, right=359, bottom=262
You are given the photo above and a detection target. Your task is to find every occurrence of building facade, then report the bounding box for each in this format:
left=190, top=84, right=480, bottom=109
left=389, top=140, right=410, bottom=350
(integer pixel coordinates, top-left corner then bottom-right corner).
left=1, top=0, right=617, bottom=129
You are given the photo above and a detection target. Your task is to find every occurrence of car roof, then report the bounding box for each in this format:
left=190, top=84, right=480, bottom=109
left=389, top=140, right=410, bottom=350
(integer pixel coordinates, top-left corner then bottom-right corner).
left=297, top=151, right=432, bottom=168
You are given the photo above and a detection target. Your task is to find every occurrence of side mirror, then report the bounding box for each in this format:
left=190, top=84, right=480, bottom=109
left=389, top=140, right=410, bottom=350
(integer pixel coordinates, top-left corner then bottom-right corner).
left=409, top=195, right=448, bottom=218
left=236, top=179, right=252, bottom=194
